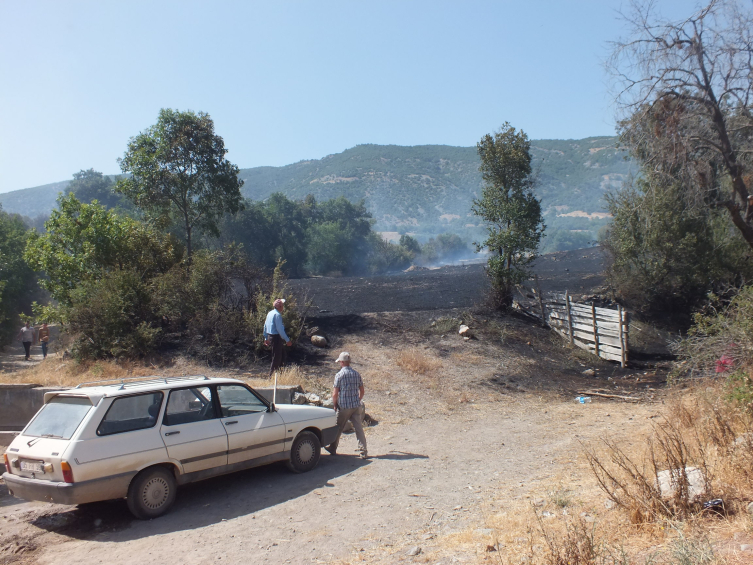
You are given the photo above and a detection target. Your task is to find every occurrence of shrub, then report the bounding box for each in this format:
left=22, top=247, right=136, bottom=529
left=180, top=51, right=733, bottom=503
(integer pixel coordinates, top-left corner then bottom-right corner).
left=67, top=269, right=161, bottom=359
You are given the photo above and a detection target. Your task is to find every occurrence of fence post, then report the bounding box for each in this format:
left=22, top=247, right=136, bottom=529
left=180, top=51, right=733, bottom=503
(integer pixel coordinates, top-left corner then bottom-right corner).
left=565, top=290, right=574, bottom=345
left=591, top=303, right=599, bottom=358
left=535, top=274, right=546, bottom=325
left=618, top=304, right=626, bottom=368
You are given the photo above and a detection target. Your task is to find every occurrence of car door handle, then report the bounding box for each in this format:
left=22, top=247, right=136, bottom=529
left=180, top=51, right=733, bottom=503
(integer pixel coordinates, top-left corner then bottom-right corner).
left=224, top=421, right=238, bottom=425
left=164, top=431, right=180, bottom=436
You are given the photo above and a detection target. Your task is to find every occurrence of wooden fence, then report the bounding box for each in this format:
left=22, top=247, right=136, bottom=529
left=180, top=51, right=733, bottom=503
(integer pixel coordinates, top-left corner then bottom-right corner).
left=546, top=291, right=628, bottom=367
left=517, top=283, right=629, bottom=367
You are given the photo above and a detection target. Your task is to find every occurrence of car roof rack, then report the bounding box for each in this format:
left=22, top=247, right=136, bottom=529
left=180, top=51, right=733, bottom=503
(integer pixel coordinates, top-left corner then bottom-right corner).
left=74, top=375, right=211, bottom=390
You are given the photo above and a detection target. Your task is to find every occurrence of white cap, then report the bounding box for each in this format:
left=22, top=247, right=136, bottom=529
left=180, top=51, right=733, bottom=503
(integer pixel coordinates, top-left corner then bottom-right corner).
left=336, top=351, right=350, bottom=363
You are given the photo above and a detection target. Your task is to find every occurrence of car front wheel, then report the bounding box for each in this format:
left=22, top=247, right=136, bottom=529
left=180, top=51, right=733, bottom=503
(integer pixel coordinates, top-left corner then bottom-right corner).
left=287, top=431, right=321, bottom=473
left=127, top=466, right=177, bottom=519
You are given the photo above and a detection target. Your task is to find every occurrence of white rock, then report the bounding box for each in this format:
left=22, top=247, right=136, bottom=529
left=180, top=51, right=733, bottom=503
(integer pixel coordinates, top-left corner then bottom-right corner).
left=311, top=335, right=327, bottom=347
left=322, top=398, right=334, bottom=408
left=582, top=369, right=596, bottom=377
left=304, top=392, right=322, bottom=406
left=407, top=546, right=421, bottom=556
left=458, top=325, right=473, bottom=338
left=292, top=392, right=308, bottom=405
left=747, top=501, right=753, bottom=516
left=656, top=467, right=706, bottom=502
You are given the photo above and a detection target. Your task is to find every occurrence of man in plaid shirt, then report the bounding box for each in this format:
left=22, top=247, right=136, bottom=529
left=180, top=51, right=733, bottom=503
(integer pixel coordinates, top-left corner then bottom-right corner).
left=326, top=351, right=368, bottom=458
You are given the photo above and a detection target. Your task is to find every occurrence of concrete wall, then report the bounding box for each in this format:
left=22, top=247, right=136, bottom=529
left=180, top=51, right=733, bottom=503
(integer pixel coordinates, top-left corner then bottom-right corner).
left=0, top=384, right=68, bottom=431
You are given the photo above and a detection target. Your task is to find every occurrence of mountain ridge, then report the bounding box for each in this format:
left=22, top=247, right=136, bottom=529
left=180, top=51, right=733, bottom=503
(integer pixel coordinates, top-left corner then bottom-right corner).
left=1, top=136, right=633, bottom=245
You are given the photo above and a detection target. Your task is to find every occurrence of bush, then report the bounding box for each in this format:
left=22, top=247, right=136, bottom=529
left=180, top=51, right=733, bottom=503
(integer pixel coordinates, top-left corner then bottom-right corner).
left=672, top=285, right=753, bottom=380
left=67, top=269, right=161, bottom=359
left=602, top=176, right=752, bottom=326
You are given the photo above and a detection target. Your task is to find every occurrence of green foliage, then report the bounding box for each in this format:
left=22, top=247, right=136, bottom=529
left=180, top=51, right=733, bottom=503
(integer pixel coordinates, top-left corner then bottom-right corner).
left=673, top=285, right=753, bottom=383
left=68, top=169, right=127, bottom=209
left=726, top=371, right=753, bottom=414
left=24, top=194, right=179, bottom=308
left=116, top=108, right=244, bottom=260
left=67, top=269, right=161, bottom=359
left=540, top=229, right=595, bottom=254
left=601, top=174, right=753, bottom=324
left=420, top=233, right=469, bottom=264
left=399, top=234, right=421, bottom=255
left=365, top=232, right=413, bottom=273
left=472, top=123, right=545, bottom=307
left=0, top=207, right=38, bottom=343
left=246, top=260, right=306, bottom=355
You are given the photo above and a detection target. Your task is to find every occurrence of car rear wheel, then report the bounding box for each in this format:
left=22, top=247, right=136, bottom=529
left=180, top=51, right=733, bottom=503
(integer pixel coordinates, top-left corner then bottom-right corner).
left=287, top=431, right=321, bottom=473
left=127, top=466, right=177, bottom=519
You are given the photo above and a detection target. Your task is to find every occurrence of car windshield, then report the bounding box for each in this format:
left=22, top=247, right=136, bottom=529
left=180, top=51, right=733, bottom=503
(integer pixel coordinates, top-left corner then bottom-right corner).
left=24, top=396, right=93, bottom=440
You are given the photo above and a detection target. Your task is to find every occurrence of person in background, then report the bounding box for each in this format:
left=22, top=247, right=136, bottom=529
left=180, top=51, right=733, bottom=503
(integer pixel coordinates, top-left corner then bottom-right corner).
left=16, top=321, right=35, bottom=361
left=263, top=298, right=292, bottom=376
left=326, top=351, right=368, bottom=459
left=37, top=323, right=50, bottom=359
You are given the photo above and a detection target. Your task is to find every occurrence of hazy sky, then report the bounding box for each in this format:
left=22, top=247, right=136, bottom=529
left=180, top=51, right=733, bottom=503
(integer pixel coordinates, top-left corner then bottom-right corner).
left=0, top=0, right=696, bottom=194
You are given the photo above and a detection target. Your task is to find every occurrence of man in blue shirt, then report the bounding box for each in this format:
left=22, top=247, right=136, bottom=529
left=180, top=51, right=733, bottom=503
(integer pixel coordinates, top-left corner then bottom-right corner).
left=326, top=351, right=368, bottom=459
left=263, top=298, right=292, bottom=376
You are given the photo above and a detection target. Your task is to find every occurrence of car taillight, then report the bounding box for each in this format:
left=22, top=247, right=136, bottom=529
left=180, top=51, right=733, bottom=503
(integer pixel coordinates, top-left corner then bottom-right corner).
left=61, top=461, right=74, bottom=483
left=2, top=453, right=10, bottom=474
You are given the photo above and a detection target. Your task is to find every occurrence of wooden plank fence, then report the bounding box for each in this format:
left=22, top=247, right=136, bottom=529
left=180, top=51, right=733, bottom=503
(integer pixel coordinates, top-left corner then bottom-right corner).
left=517, top=279, right=629, bottom=367
left=545, top=291, right=629, bottom=367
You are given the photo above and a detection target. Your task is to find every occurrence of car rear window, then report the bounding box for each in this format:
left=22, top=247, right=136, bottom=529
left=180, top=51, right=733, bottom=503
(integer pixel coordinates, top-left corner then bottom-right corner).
left=24, top=396, right=93, bottom=440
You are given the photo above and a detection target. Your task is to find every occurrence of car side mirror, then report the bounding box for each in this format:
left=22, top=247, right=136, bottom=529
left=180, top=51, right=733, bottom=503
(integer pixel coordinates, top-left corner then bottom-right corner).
left=268, top=403, right=276, bottom=412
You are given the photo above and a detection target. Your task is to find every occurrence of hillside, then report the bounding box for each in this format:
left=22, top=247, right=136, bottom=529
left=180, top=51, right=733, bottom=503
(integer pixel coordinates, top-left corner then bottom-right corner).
left=1, top=137, right=633, bottom=245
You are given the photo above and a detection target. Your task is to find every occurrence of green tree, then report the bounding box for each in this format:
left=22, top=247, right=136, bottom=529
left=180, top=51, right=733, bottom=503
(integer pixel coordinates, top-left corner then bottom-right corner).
left=472, top=123, right=545, bottom=307
left=610, top=0, right=753, bottom=249
left=68, top=169, right=125, bottom=209
left=0, top=207, right=38, bottom=343
left=399, top=234, right=421, bottom=256
left=25, top=194, right=179, bottom=308
left=602, top=173, right=752, bottom=325
left=116, top=109, right=244, bottom=262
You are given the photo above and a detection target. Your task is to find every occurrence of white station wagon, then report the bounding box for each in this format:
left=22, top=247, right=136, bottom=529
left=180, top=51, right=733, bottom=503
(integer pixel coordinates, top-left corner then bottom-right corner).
left=2, top=376, right=338, bottom=519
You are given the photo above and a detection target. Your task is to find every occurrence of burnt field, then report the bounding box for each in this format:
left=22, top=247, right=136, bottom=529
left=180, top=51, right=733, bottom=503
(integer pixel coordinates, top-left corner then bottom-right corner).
left=289, top=246, right=608, bottom=316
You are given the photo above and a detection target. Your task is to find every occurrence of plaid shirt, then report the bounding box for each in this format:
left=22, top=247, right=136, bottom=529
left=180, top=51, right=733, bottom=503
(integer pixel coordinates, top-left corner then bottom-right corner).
left=333, top=366, right=363, bottom=410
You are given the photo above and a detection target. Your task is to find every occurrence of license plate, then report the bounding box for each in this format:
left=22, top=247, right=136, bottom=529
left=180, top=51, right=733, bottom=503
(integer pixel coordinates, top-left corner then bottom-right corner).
left=20, top=460, right=44, bottom=473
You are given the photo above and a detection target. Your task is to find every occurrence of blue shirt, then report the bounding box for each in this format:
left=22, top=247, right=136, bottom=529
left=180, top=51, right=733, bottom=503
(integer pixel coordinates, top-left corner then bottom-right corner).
left=334, top=366, right=363, bottom=410
left=263, top=309, right=290, bottom=342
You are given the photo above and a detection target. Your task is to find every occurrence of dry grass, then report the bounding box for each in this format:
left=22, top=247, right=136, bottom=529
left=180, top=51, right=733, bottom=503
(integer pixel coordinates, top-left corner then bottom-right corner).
left=584, top=383, right=753, bottom=525
left=395, top=347, right=442, bottom=375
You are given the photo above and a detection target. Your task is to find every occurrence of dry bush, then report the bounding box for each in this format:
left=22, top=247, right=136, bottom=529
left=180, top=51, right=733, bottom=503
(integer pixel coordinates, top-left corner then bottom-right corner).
left=423, top=316, right=460, bottom=335
left=395, top=347, right=442, bottom=375
left=584, top=387, right=753, bottom=525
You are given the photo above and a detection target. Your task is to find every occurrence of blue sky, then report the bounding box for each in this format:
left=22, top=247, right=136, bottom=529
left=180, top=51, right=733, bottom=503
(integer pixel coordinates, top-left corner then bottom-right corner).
left=0, top=0, right=696, bottom=194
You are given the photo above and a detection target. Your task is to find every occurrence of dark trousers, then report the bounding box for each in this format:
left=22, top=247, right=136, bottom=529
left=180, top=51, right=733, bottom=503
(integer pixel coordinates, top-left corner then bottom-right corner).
left=41, top=341, right=48, bottom=358
left=22, top=341, right=31, bottom=359
left=270, top=334, right=283, bottom=376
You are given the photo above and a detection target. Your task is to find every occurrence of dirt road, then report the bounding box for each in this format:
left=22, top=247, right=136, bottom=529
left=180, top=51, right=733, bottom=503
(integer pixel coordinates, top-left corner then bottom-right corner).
left=1, top=302, right=661, bottom=565
left=2, top=394, right=654, bottom=565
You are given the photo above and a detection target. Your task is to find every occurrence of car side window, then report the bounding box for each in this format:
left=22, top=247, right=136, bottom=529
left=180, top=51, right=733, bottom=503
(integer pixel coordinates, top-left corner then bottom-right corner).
left=216, top=385, right=268, bottom=417
left=163, top=387, right=216, bottom=426
left=97, top=392, right=164, bottom=436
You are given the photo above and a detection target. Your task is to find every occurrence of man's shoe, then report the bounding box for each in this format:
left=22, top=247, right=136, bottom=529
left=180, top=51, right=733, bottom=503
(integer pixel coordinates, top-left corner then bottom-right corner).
left=359, top=452, right=369, bottom=459
left=325, top=446, right=337, bottom=455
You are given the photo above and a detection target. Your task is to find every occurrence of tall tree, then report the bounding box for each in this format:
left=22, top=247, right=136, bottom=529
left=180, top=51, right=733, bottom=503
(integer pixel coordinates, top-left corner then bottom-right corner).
left=610, top=0, right=753, bottom=249
left=25, top=194, right=179, bottom=308
left=472, top=123, right=544, bottom=308
left=0, top=206, right=38, bottom=343
left=116, top=109, right=244, bottom=262
left=68, top=169, right=125, bottom=209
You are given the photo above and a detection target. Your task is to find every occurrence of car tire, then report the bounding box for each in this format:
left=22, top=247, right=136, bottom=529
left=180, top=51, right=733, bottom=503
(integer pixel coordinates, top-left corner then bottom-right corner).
left=287, top=431, right=321, bottom=473
left=127, top=466, right=177, bottom=520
